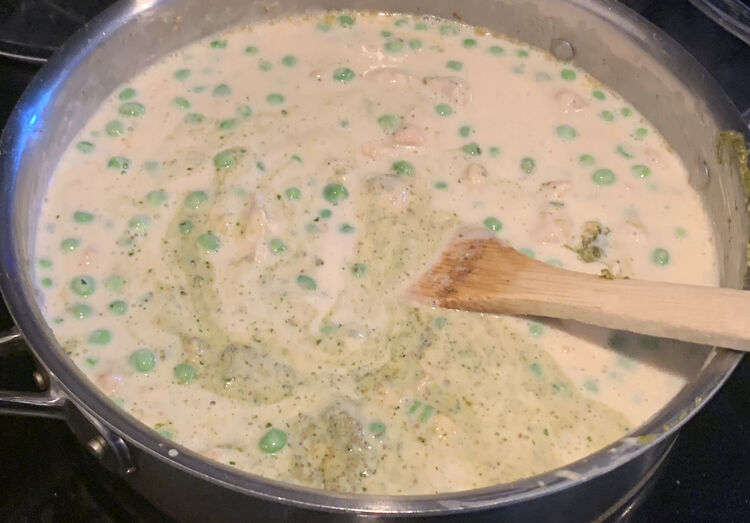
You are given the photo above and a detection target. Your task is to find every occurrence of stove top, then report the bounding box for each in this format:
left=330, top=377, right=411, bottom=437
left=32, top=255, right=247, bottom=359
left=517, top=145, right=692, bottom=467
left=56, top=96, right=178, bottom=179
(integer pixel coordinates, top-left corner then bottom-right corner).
left=0, top=1, right=748, bottom=521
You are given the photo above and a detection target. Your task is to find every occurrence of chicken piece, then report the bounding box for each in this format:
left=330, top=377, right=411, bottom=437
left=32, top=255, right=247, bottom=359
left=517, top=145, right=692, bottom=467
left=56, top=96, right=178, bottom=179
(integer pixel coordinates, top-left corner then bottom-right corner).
left=392, top=124, right=426, bottom=147
left=555, top=89, right=587, bottom=113
left=422, top=76, right=472, bottom=106
left=530, top=210, right=572, bottom=245
left=363, top=67, right=413, bottom=88
left=461, top=163, right=488, bottom=188
left=96, top=370, right=123, bottom=395
left=365, top=174, right=410, bottom=209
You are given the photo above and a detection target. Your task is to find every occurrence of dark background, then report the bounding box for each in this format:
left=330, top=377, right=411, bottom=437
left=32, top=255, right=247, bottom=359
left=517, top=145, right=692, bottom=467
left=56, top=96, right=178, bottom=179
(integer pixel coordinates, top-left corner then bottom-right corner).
left=0, top=0, right=749, bottom=521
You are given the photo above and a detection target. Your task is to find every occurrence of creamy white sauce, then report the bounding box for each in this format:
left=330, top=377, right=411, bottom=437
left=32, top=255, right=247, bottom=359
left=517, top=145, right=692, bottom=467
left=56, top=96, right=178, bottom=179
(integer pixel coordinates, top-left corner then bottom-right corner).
left=33, top=12, right=716, bottom=494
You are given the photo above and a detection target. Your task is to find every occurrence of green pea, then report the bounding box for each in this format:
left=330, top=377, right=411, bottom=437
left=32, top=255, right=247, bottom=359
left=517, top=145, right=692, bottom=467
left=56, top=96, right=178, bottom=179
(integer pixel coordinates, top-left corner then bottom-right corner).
left=579, top=154, right=595, bottom=166
left=351, top=263, right=366, bottom=278
left=210, top=39, right=227, bottom=49
left=651, top=248, right=670, bottom=266
left=368, top=421, right=386, bottom=436
left=434, top=181, right=447, bottom=189
left=76, top=141, right=95, bottom=153
left=339, top=223, right=355, bottom=233
left=108, top=300, right=128, bottom=315
left=290, top=154, right=302, bottom=163
left=446, top=60, right=463, bottom=71
left=129, top=348, right=156, bottom=373
left=319, top=209, right=332, bottom=219
left=675, top=227, right=686, bottom=237
left=528, top=362, right=543, bottom=377
left=316, top=22, right=330, bottom=32
left=384, top=40, right=404, bottom=53
left=146, top=189, right=167, bottom=206
left=392, top=160, right=415, bottom=176
left=108, top=156, right=131, bottom=172
left=600, top=110, right=615, bottom=122
left=517, top=49, right=530, bottom=58
left=85, top=357, right=98, bottom=366
left=528, top=322, right=544, bottom=337
left=520, top=157, right=536, bottom=174
left=462, top=142, right=481, bottom=156
left=70, top=303, right=92, bottom=319
left=185, top=190, right=208, bottom=208
left=296, top=274, right=317, bottom=290
left=266, top=93, right=285, bottom=105
left=178, top=220, right=193, bottom=235
left=106, top=120, right=125, bottom=137
left=118, top=101, right=145, bottom=117
left=555, top=124, right=577, bottom=141
left=439, top=24, right=459, bottom=36
left=71, top=275, right=95, bottom=296
left=88, top=329, right=112, bottom=346
left=41, top=277, right=53, bottom=288
left=418, top=405, right=434, bottom=423
left=173, top=363, right=197, bottom=384
left=621, top=107, right=633, bottom=117
left=415, top=22, right=428, bottom=31
left=462, top=38, right=477, bottom=48
left=338, top=14, right=355, bottom=26
left=332, top=67, right=355, bottom=82
left=545, top=258, right=563, bottom=267
left=381, top=30, right=393, bottom=38
left=196, top=232, right=221, bottom=253
left=592, top=90, right=606, bottom=100
left=128, top=215, right=150, bottom=234
left=434, top=104, right=453, bottom=116
left=185, top=113, right=204, bottom=124
left=269, top=238, right=287, bottom=254
left=118, top=87, right=136, bottom=100
left=560, top=69, right=576, bottom=81
left=38, top=258, right=53, bottom=269
left=408, top=39, right=422, bottom=50
left=259, top=428, right=287, bottom=453
left=173, top=97, right=190, bottom=110
left=592, top=168, right=615, bottom=185
left=489, top=45, right=505, bottom=55
left=409, top=401, right=422, bottom=413
left=634, top=127, right=648, bottom=139
left=489, top=146, right=501, bottom=157
left=394, top=18, right=408, bottom=26
left=608, top=333, right=627, bottom=349
left=174, top=68, right=191, bottom=81
left=632, top=164, right=651, bottom=178
left=483, top=217, right=502, bottom=232
left=377, top=114, right=399, bottom=130
left=244, top=45, right=258, bottom=55
left=69, top=213, right=92, bottom=229
left=219, top=118, right=237, bottom=130
left=213, top=83, right=231, bottom=97
left=61, top=238, right=80, bottom=252
left=535, top=72, right=551, bottom=82
left=237, top=105, right=253, bottom=118
left=323, top=183, right=349, bottom=205
left=457, top=125, right=471, bottom=137
left=616, top=145, right=633, bottom=159
left=285, top=187, right=301, bottom=200
left=584, top=379, right=599, bottom=393
left=281, top=55, right=297, bottom=67
left=434, top=316, right=447, bottom=329
left=158, top=429, right=173, bottom=440
left=519, top=247, right=535, bottom=258
left=213, top=149, right=237, bottom=169
left=144, top=160, right=160, bottom=173
left=105, top=275, right=125, bottom=291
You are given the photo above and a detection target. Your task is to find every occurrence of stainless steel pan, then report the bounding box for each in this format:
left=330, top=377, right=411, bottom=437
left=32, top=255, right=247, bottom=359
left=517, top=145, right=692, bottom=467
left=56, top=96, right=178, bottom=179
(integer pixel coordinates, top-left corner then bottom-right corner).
left=1, top=1, right=748, bottom=520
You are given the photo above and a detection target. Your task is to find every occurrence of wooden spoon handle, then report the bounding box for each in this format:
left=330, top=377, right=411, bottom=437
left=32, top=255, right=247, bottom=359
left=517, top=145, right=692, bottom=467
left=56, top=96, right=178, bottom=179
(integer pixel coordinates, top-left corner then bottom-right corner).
left=413, top=235, right=750, bottom=351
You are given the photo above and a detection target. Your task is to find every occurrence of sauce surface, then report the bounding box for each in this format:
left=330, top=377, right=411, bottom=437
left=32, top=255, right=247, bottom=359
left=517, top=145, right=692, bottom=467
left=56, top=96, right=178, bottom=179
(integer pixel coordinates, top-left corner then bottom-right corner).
left=33, top=12, right=716, bottom=494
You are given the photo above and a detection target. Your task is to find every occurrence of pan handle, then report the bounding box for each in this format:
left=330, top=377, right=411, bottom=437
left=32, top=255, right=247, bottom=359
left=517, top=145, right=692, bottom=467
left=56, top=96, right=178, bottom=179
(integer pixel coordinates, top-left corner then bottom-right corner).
left=0, top=325, right=136, bottom=474
left=0, top=326, right=67, bottom=419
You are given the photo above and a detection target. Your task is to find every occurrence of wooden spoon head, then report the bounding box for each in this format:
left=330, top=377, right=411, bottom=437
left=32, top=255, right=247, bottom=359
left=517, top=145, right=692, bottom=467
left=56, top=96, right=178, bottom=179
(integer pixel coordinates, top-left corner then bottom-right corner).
left=406, top=227, right=541, bottom=313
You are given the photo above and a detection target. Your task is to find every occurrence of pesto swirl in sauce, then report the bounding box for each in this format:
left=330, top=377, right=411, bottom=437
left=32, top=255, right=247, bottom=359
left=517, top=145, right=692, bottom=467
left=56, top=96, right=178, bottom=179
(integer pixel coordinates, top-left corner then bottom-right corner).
left=33, top=12, right=716, bottom=494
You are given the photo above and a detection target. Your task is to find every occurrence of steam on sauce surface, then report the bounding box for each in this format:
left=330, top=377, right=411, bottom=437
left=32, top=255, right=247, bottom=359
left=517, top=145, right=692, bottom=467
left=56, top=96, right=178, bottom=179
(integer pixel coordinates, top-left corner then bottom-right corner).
left=34, top=11, right=716, bottom=494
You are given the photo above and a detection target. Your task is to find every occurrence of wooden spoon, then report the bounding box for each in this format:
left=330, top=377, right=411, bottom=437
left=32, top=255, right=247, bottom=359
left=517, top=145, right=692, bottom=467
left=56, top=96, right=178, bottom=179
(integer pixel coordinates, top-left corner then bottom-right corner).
left=407, top=229, right=750, bottom=351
